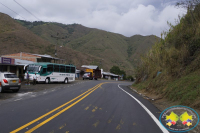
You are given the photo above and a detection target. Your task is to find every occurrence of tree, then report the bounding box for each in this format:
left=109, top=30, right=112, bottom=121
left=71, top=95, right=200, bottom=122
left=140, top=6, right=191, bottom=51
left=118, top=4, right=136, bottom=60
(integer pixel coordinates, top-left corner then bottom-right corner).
left=127, top=75, right=134, bottom=81
left=110, top=66, right=126, bottom=79
left=176, top=0, right=200, bottom=22
left=110, top=66, right=121, bottom=74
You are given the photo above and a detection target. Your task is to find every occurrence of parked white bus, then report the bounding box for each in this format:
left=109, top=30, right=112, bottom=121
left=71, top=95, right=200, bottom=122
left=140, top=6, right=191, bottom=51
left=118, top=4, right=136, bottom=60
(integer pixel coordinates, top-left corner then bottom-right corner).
left=24, top=63, right=76, bottom=84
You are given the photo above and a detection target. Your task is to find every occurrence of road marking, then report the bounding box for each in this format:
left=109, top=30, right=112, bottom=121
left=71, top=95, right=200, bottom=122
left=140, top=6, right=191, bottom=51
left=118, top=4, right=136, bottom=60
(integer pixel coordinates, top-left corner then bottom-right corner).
left=59, top=124, right=66, bottom=129
left=14, top=98, right=22, bottom=101
left=10, top=83, right=105, bottom=133
left=85, top=104, right=91, bottom=110
left=118, top=84, right=169, bottom=133
left=116, top=124, right=121, bottom=130
left=85, top=106, right=90, bottom=110
left=92, top=106, right=98, bottom=112
left=25, top=83, right=104, bottom=133
left=93, top=120, right=100, bottom=127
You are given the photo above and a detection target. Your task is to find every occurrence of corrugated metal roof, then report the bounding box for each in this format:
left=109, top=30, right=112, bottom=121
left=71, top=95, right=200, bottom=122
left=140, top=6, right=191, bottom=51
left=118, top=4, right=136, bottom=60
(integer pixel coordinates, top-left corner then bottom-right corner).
left=102, top=72, right=119, bottom=76
left=27, top=62, right=76, bottom=67
left=81, top=65, right=98, bottom=69
left=23, top=52, right=64, bottom=60
left=15, top=58, right=35, bottom=66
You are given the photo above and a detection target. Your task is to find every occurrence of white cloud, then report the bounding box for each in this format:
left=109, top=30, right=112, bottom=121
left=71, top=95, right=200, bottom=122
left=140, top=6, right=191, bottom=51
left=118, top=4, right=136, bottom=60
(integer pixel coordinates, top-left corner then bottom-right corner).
left=0, top=0, right=185, bottom=37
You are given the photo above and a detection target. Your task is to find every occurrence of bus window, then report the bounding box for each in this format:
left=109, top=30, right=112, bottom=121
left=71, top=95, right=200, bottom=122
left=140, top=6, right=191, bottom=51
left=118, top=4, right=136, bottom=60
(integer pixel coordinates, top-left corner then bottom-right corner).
left=42, top=68, right=47, bottom=74
left=47, top=65, right=53, bottom=72
left=71, top=67, right=75, bottom=73
left=60, top=66, right=65, bottom=72
left=66, top=66, right=70, bottom=73
left=54, top=65, right=60, bottom=72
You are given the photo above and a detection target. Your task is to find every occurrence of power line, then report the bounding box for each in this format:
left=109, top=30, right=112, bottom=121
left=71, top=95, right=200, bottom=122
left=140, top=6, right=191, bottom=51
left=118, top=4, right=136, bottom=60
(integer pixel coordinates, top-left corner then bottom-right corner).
left=0, top=1, right=26, bottom=20
left=13, top=0, right=41, bottom=21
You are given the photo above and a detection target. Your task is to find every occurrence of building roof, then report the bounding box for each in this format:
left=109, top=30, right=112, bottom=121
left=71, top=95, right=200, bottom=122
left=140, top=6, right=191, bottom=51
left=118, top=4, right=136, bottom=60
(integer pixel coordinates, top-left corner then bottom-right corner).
left=26, top=62, right=76, bottom=67
left=2, top=52, right=64, bottom=61
left=102, top=72, right=119, bottom=77
left=31, top=53, right=64, bottom=60
left=24, top=53, right=64, bottom=60
left=81, top=65, right=99, bottom=70
left=15, top=58, right=35, bottom=66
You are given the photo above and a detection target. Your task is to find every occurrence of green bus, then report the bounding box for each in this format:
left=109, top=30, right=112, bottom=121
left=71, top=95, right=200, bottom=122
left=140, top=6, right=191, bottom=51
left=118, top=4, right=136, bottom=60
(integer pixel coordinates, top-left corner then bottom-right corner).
left=24, top=63, right=76, bottom=84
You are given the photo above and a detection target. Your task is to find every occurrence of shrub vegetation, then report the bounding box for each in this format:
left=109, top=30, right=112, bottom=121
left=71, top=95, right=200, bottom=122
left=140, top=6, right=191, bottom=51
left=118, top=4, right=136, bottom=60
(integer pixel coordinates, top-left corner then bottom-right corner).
left=134, top=0, right=200, bottom=108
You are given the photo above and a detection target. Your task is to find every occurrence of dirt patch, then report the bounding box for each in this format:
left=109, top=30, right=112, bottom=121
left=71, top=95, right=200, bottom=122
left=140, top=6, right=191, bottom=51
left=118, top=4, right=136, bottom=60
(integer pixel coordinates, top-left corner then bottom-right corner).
left=129, top=86, right=200, bottom=133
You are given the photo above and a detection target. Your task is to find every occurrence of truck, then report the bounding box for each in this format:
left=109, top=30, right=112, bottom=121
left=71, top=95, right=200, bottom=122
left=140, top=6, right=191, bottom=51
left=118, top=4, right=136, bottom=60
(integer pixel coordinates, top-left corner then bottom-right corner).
left=82, top=69, right=101, bottom=80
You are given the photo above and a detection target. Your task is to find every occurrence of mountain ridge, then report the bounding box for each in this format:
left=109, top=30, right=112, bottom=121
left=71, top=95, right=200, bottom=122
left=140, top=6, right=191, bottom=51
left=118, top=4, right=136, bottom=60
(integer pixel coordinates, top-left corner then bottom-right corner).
left=0, top=12, right=160, bottom=74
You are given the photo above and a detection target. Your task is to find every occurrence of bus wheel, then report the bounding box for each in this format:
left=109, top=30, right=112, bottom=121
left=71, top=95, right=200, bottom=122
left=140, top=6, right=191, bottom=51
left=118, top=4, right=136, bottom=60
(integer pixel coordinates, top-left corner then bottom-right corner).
left=64, top=78, right=68, bottom=84
left=45, top=78, right=50, bottom=84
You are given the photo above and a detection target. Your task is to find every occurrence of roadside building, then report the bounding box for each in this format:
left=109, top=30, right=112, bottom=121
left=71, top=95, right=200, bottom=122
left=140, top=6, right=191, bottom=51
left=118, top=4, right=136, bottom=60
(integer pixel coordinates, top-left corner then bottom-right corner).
left=81, top=65, right=99, bottom=70
left=102, top=72, right=120, bottom=80
left=2, top=52, right=65, bottom=63
left=0, top=52, right=65, bottom=80
left=0, top=57, right=34, bottom=80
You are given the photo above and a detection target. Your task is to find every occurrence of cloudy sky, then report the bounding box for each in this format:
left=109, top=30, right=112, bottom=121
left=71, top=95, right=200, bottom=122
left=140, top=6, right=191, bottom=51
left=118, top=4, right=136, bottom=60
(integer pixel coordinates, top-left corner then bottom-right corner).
left=0, top=0, right=186, bottom=37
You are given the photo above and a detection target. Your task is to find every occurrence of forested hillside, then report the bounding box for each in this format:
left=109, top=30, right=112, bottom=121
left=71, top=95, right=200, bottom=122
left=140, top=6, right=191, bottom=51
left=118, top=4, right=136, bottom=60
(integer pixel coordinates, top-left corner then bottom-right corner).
left=134, top=1, right=200, bottom=108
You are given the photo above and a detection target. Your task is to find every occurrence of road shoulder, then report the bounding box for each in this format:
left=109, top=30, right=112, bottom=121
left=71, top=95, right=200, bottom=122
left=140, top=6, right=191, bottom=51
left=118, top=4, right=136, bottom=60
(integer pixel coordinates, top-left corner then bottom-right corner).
left=129, top=85, right=200, bottom=133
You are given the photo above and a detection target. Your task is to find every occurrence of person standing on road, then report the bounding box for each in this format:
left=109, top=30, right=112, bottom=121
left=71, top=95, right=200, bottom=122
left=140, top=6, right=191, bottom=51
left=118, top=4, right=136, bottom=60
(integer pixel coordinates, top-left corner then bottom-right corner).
left=33, top=73, right=37, bottom=85
left=26, top=71, right=30, bottom=85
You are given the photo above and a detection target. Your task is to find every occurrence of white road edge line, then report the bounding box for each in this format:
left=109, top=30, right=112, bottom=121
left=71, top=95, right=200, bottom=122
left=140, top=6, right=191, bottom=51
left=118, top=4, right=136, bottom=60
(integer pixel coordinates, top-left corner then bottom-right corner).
left=118, top=84, right=169, bottom=133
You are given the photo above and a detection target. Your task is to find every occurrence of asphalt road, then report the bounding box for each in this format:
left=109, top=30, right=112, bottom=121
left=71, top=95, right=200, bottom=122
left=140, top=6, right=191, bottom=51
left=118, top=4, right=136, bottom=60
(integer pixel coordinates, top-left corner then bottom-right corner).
left=0, top=80, right=169, bottom=133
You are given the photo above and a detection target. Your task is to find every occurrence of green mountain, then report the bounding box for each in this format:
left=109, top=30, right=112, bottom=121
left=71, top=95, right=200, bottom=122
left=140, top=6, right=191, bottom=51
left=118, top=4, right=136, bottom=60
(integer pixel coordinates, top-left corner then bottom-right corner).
left=16, top=19, right=159, bottom=73
left=0, top=13, right=102, bottom=68
left=0, top=12, right=159, bottom=74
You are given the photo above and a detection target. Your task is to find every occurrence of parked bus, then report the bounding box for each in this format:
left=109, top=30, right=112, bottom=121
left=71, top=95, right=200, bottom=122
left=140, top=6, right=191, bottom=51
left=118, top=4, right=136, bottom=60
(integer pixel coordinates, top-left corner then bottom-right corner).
left=24, top=63, right=76, bottom=84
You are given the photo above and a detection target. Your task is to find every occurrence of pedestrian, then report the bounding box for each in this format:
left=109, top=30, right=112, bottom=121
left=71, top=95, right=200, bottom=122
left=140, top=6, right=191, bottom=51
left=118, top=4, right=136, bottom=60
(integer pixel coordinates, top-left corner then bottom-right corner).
left=26, top=71, right=30, bottom=85
left=33, top=73, right=37, bottom=85
left=93, top=73, right=95, bottom=80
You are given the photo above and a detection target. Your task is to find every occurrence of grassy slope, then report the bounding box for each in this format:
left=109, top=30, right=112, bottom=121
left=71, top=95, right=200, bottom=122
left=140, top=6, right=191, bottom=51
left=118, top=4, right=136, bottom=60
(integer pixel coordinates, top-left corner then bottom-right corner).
left=17, top=20, right=158, bottom=73
left=0, top=13, right=101, bottom=68
left=66, top=29, right=133, bottom=71
left=0, top=13, right=52, bottom=55
left=133, top=68, right=200, bottom=109
left=126, top=35, right=160, bottom=66
left=133, top=4, right=200, bottom=109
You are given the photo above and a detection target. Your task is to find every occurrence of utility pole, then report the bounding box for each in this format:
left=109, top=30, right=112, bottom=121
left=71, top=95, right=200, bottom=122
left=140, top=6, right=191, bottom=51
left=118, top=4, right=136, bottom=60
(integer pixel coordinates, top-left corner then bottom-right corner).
left=51, top=32, right=62, bottom=57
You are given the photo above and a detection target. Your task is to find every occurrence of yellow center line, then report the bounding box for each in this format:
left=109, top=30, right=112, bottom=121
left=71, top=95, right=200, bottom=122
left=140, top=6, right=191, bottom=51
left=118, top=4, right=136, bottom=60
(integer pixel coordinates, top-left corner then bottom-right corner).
left=10, top=83, right=105, bottom=133
left=25, top=83, right=105, bottom=133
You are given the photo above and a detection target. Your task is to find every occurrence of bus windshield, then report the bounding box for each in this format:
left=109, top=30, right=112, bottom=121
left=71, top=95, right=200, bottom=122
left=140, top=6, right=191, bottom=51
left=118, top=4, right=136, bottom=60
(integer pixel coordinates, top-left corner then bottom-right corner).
left=27, top=65, right=40, bottom=73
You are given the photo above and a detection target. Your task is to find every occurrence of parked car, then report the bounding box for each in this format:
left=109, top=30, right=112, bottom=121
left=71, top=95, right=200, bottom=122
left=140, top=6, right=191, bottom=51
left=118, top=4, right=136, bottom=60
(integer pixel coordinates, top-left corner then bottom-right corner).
left=83, top=72, right=93, bottom=80
left=0, top=72, right=21, bottom=92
